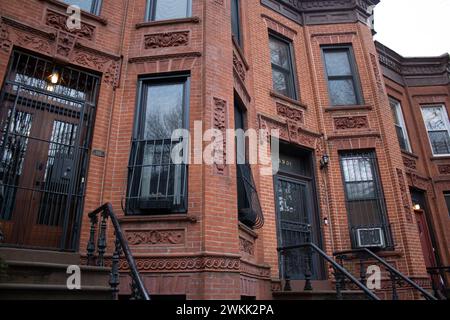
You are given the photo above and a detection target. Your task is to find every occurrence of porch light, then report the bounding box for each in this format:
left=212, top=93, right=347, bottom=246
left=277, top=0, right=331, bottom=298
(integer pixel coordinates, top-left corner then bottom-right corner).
left=320, top=154, right=329, bottom=169
left=413, top=203, right=421, bottom=211
left=50, top=71, right=59, bottom=84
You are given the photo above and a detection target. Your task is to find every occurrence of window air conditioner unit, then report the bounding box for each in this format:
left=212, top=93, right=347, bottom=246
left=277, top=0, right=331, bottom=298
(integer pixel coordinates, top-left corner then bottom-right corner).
left=356, top=228, right=385, bottom=248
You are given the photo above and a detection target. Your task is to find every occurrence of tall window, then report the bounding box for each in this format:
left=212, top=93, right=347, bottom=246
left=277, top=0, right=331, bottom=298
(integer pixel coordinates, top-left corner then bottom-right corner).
left=146, top=0, right=191, bottom=21
left=421, top=105, right=450, bottom=156
left=389, top=97, right=411, bottom=152
left=340, top=150, right=392, bottom=248
left=126, top=75, right=189, bottom=214
left=235, top=97, right=264, bottom=229
left=322, top=46, right=362, bottom=106
left=62, top=0, right=101, bottom=14
left=231, top=0, right=242, bottom=46
left=269, top=34, right=296, bottom=99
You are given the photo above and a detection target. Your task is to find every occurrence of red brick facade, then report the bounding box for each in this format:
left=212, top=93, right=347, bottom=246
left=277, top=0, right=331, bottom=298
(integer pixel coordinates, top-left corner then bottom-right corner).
left=0, top=0, right=448, bottom=300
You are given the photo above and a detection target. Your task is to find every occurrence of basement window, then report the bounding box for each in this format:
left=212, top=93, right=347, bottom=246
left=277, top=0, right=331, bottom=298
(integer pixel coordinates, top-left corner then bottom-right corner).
left=145, top=0, right=192, bottom=22
left=126, top=75, right=190, bottom=215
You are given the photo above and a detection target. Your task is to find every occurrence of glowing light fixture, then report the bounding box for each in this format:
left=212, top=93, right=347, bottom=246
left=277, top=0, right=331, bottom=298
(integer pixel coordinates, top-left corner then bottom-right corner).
left=50, top=71, right=59, bottom=84
left=413, top=203, right=421, bottom=211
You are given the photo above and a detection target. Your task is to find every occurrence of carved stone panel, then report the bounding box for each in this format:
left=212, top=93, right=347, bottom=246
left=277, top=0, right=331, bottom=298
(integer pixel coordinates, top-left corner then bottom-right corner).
left=403, top=156, right=417, bottom=171
left=233, top=52, right=246, bottom=82
left=213, top=97, right=227, bottom=175
left=144, top=31, right=189, bottom=49
left=438, top=165, right=450, bottom=175
left=397, top=168, right=412, bottom=223
left=276, top=103, right=303, bottom=123
left=334, top=116, right=369, bottom=130
left=0, top=22, right=12, bottom=52
left=126, top=229, right=185, bottom=246
left=239, top=237, right=254, bottom=255
left=45, top=10, right=96, bottom=40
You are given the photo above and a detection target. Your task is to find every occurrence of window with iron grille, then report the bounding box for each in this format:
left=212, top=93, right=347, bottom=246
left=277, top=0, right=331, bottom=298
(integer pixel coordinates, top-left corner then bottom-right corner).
left=322, top=46, right=363, bottom=106
left=339, top=150, right=393, bottom=249
left=421, top=105, right=450, bottom=156
left=145, top=0, right=192, bottom=21
left=389, top=97, right=411, bottom=152
left=126, top=75, right=189, bottom=215
left=235, top=98, right=264, bottom=229
left=269, top=34, right=297, bottom=99
left=62, top=0, right=102, bottom=15
left=231, top=0, right=242, bottom=46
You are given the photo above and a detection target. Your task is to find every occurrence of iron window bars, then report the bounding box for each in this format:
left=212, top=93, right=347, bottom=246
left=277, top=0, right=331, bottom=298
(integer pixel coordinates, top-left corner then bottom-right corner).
left=0, top=50, right=99, bottom=250
left=339, top=150, right=393, bottom=249
left=126, top=75, right=189, bottom=215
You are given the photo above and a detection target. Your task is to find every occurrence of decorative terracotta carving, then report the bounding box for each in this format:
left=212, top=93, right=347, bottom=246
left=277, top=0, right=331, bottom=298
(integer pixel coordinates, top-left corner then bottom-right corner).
left=46, top=10, right=95, bottom=40
left=126, top=230, right=184, bottom=245
left=276, top=103, right=303, bottom=123
left=16, top=33, right=52, bottom=55
left=334, top=116, right=369, bottom=130
left=403, top=156, right=417, bottom=170
left=396, top=168, right=412, bottom=223
left=144, top=31, right=189, bottom=49
left=438, top=165, right=450, bottom=175
left=119, top=256, right=240, bottom=272
left=233, top=52, right=246, bottom=82
left=72, top=50, right=120, bottom=88
left=55, top=31, right=75, bottom=58
left=370, top=53, right=384, bottom=92
left=240, top=260, right=271, bottom=278
left=213, top=97, right=227, bottom=174
left=239, top=237, right=254, bottom=255
left=0, top=23, right=12, bottom=52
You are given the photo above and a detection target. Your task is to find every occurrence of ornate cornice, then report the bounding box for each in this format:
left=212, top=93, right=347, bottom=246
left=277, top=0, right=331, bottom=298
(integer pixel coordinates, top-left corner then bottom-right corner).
left=376, top=41, right=450, bottom=87
left=261, top=0, right=379, bottom=26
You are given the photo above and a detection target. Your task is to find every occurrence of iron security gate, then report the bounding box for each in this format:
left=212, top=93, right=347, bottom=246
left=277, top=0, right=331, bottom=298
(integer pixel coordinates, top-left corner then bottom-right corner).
left=0, top=51, right=99, bottom=250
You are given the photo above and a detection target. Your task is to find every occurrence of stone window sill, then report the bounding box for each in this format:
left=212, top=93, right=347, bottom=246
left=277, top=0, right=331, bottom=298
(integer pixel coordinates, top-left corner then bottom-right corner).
left=269, top=90, right=307, bottom=110
left=135, top=17, right=200, bottom=29
left=324, top=104, right=372, bottom=112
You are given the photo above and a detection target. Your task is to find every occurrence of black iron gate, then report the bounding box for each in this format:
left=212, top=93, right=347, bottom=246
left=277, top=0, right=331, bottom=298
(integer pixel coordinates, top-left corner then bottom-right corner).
left=0, top=50, right=99, bottom=250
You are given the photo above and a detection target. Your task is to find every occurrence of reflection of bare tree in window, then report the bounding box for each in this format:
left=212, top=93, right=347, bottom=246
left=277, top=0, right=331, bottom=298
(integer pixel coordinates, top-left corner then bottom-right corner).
left=144, top=107, right=182, bottom=140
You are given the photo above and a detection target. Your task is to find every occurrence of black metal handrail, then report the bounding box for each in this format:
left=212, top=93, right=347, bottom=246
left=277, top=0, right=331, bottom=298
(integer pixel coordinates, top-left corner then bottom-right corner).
left=334, top=248, right=437, bottom=300
left=278, top=243, right=380, bottom=300
left=86, top=203, right=150, bottom=300
left=426, top=266, right=450, bottom=300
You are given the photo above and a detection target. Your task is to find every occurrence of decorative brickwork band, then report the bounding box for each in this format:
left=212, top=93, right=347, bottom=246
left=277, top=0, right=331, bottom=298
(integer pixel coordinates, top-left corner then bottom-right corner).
left=126, top=229, right=185, bottom=246
left=276, top=103, right=304, bottom=123
left=334, top=116, right=369, bottom=130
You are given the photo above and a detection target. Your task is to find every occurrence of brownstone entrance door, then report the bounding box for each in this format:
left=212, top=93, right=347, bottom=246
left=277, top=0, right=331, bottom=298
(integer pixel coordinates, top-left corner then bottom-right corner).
left=0, top=51, right=99, bottom=250
left=274, top=145, right=323, bottom=280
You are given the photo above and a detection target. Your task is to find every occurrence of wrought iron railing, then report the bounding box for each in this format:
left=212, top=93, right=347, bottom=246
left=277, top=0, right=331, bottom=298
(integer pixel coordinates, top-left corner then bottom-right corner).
left=86, top=203, right=150, bottom=300
left=278, top=242, right=380, bottom=300
left=334, top=248, right=437, bottom=300
left=427, top=266, right=450, bottom=300
left=237, top=164, right=264, bottom=229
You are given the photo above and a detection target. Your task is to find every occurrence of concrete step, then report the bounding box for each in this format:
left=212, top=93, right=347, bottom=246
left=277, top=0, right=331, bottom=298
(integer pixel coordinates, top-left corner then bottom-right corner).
left=273, top=290, right=369, bottom=300
left=0, top=283, right=112, bottom=300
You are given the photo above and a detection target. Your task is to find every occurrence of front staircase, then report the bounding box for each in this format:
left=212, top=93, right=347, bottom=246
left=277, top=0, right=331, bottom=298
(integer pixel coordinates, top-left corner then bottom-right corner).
left=0, top=247, right=112, bottom=300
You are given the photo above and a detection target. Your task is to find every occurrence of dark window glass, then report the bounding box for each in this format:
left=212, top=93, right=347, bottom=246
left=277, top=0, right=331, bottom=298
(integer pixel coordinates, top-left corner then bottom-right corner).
left=62, top=0, right=101, bottom=14
left=235, top=97, right=264, bottom=229
left=323, top=47, right=362, bottom=106
left=340, top=150, right=392, bottom=248
left=444, top=192, right=450, bottom=217
left=146, top=0, right=191, bottom=21
left=269, top=35, right=296, bottom=99
left=231, top=0, right=242, bottom=46
left=126, top=76, right=189, bottom=214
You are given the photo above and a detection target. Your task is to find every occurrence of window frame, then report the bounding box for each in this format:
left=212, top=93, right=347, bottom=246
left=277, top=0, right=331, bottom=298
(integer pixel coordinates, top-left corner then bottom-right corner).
left=231, top=0, right=242, bottom=47
left=339, top=150, right=393, bottom=249
left=62, top=0, right=102, bottom=15
left=145, top=0, right=192, bottom=22
left=389, top=97, right=412, bottom=153
left=127, top=73, right=191, bottom=215
left=321, top=45, right=363, bottom=106
left=268, top=32, right=298, bottom=100
left=421, top=104, right=450, bottom=156
left=444, top=192, right=450, bottom=218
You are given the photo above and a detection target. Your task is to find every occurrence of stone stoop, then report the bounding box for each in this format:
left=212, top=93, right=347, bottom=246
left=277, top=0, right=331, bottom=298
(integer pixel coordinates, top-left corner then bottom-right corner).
left=0, top=247, right=112, bottom=300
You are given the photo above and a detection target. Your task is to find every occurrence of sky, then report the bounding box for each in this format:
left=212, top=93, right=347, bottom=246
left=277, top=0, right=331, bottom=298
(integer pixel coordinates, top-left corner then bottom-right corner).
left=373, top=0, right=450, bottom=57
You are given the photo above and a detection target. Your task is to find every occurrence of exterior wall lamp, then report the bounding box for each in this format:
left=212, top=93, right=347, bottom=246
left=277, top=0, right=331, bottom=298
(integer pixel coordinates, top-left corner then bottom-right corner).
left=320, top=154, right=329, bottom=169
